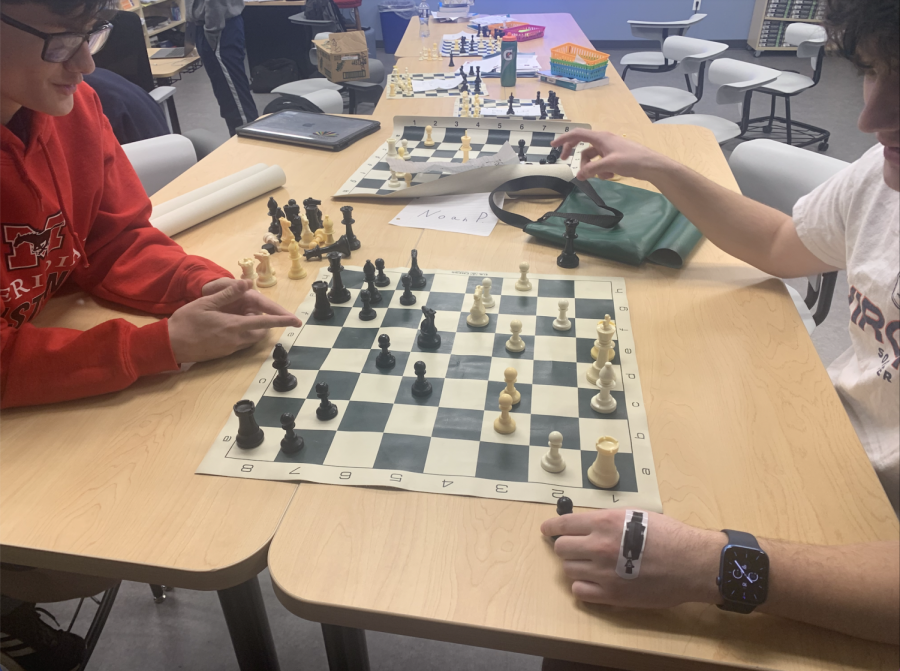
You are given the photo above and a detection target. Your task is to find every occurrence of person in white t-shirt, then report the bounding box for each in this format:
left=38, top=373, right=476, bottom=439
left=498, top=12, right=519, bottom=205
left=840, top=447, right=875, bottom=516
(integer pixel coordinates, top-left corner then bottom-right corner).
left=540, top=0, right=899, bottom=653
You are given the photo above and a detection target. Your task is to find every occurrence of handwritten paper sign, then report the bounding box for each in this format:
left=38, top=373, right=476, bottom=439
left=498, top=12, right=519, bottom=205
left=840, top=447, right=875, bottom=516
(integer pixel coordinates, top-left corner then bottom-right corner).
left=388, top=192, right=503, bottom=237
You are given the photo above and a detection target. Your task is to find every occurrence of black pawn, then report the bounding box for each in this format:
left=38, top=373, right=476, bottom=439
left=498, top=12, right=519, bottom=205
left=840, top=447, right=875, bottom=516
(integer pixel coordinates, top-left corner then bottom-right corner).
left=312, top=280, right=334, bottom=321
left=362, top=260, right=382, bottom=304
left=408, top=249, right=426, bottom=289
left=359, top=289, right=377, bottom=321
left=411, top=360, right=432, bottom=397
left=233, top=400, right=264, bottom=449
left=552, top=495, right=574, bottom=541
left=534, top=90, right=542, bottom=104
left=272, top=343, right=297, bottom=392
left=374, top=258, right=391, bottom=287
left=340, top=205, right=361, bottom=250
left=326, top=253, right=351, bottom=304
left=375, top=333, right=396, bottom=369
left=279, top=412, right=304, bottom=455
left=517, top=139, right=527, bottom=162
left=399, top=274, right=416, bottom=306
left=315, top=382, right=338, bottom=421
left=557, top=219, right=580, bottom=269
left=507, top=94, right=515, bottom=115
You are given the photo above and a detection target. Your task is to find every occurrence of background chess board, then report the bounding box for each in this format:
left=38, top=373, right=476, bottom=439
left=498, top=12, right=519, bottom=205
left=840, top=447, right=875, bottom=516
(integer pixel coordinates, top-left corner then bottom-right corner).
left=439, top=36, right=498, bottom=56
left=453, top=97, right=568, bottom=120
left=197, top=266, right=663, bottom=512
left=386, top=73, right=491, bottom=99
left=336, top=116, right=587, bottom=197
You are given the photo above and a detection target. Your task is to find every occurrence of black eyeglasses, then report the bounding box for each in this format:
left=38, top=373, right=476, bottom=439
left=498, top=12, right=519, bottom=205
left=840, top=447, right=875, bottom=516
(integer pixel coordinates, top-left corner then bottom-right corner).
left=0, top=13, right=113, bottom=63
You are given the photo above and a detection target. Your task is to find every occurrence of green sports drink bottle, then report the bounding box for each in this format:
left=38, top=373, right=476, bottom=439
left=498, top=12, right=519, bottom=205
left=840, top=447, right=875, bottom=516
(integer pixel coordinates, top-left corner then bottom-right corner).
left=500, top=35, right=517, bottom=87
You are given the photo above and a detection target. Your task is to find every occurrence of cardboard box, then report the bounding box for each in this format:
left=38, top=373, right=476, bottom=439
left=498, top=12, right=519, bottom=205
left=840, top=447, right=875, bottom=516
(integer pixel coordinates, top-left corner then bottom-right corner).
left=314, top=32, right=370, bottom=83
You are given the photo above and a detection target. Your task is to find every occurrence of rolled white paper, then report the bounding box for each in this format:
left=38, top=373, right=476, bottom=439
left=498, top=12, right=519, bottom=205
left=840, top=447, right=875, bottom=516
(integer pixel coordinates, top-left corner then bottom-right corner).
left=151, top=165, right=287, bottom=238
left=151, top=163, right=270, bottom=219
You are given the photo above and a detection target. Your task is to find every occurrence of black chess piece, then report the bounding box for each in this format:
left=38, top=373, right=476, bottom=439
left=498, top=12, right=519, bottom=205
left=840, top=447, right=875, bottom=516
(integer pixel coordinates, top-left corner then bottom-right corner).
left=326, top=253, right=351, bottom=304
left=459, top=65, right=464, bottom=78
left=262, top=242, right=279, bottom=255
left=411, top=360, right=432, bottom=397
left=557, top=219, right=580, bottom=269
left=507, top=94, right=515, bottom=115
left=279, top=412, right=304, bottom=455
left=448, top=51, right=455, bottom=67
left=272, top=343, right=298, bottom=392
left=303, top=235, right=352, bottom=261
left=340, top=205, right=361, bottom=250
left=233, top=400, right=265, bottom=449
left=359, top=289, right=377, bottom=321
left=374, top=258, right=391, bottom=287
left=312, top=280, right=334, bottom=321
left=417, top=306, right=441, bottom=350
left=517, top=139, right=527, bottom=162
left=375, top=333, right=396, bottom=369
left=408, top=249, right=426, bottom=289
left=267, top=197, right=282, bottom=236
left=398, top=274, right=416, bottom=306
left=315, top=382, right=339, bottom=421
left=362, top=260, right=383, bottom=304
left=284, top=198, right=300, bottom=225
left=556, top=496, right=573, bottom=516
left=468, top=65, right=475, bottom=77
left=289, top=216, right=304, bottom=243
left=546, top=145, right=561, bottom=164
left=459, top=35, right=467, bottom=53
left=539, top=101, right=547, bottom=120
left=303, top=197, right=323, bottom=231
left=476, top=65, right=481, bottom=77
left=533, top=90, right=542, bottom=104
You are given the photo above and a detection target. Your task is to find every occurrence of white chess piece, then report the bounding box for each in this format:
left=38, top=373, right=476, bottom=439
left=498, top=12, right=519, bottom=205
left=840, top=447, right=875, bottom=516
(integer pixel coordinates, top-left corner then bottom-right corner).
left=402, top=138, right=409, bottom=156
left=505, top=319, right=526, bottom=352
left=298, top=214, right=315, bottom=249
left=389, top=170, right=400, bottom=187
left=590, top=362, right=617, bottom=413
left=502, top=366, right=521, bottom=405
left=287, top=240, right=307, bottom=280
left=254, top=250, right=276, bottom=288
left=515, top=261, right=532, bottom=291
left=387, top=137, right=398, bottom=157
left=322, top=215, right=335, bottom=244
left=494, top=392, right=516, bottom=435
left=480, top=278, right=495, bottom=308
left=278, top=217, right=295, bottom=252
left=591, top=314, right=615, bottom=362
left=466, top=285, right=490, bottom=327
left=238, top=257, right=257, bottom=288
left=424, top=125, right=434, bottom=147
left=552, top=299, right=571, bottom=331
left=587, top=436, right=620, bottom=488
left=541, top=431, right=566, bottom=473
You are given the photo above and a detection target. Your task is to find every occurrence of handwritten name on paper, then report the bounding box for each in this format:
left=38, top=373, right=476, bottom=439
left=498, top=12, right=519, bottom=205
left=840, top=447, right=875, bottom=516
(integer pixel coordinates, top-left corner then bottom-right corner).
left=389, top=192, right=503, bottom=237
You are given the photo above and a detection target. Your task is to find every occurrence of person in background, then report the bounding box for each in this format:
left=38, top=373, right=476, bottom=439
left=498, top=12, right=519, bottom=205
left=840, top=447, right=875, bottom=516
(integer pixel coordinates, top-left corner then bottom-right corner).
left=84, top=67, right=169, bottom=144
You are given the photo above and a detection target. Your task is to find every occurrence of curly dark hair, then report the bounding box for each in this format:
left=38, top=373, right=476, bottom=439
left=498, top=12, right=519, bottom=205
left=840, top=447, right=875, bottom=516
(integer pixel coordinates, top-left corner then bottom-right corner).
left=1, top=0, right=116, bottom=20
left=824, top=0, right=900, bottom=70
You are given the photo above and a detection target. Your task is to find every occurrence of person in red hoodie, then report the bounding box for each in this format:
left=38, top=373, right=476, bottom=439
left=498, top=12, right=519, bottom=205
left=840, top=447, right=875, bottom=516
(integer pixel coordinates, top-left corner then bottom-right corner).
left=0, top=0, right=302, bottom=666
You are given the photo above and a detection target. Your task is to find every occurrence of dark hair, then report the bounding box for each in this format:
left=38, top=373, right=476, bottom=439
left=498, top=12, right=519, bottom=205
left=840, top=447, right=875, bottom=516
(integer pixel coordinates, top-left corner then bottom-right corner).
left=824, top=0, right=899, bottom=70
left=1, top=0, right=116, bottom=20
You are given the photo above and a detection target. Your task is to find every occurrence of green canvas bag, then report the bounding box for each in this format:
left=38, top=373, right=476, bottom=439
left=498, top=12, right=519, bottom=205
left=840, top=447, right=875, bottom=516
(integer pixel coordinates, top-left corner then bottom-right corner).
left=488, top=176, right=703, bottom=268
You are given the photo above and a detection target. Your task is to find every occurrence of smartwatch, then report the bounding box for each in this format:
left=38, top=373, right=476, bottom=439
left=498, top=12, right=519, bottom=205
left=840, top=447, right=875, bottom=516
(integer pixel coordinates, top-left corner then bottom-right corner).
left=716, top=529, right=769, bottom=614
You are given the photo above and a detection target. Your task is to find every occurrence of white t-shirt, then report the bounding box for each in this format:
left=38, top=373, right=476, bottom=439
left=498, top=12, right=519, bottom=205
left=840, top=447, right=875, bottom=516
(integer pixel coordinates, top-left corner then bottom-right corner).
left=794, top=144, right=900, bottom=516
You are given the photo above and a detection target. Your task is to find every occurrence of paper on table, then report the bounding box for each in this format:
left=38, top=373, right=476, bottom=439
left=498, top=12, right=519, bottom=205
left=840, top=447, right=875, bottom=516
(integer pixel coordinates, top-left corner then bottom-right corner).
left=411, top=75, right=463, bottom=93
left=386, top=142, right=518, bottom=175
left=389, top=192, right=503, bottom=236
left=468, top=14, right=510, bottom=25
left=439, top=31, right=476, bottom=42
left=462, top=53, right=541, bottom=75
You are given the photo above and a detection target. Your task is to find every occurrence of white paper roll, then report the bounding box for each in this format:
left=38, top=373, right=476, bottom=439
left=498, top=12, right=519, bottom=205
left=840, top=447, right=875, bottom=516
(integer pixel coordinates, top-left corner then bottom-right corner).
left=151, top=165, right=287, bottom=238
left=151, top=163, right=270, bottom=219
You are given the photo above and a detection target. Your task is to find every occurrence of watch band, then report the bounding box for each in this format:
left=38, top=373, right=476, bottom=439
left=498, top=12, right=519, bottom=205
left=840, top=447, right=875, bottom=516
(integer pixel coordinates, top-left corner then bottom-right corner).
left=718, top=529, right=764, bottom=614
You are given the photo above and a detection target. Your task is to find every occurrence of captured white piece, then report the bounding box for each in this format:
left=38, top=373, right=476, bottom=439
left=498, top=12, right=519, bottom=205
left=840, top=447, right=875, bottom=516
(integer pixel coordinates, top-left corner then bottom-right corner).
left=480, top=277, right=495, bottom=308
left=588, top=436, right=620, bottom=488
left=254, top=249, right=276, bottom=288
left=387, top=137, right=398, bottom=157
left=590, top=362, right=617, bottom=413
left=515, top=261, right=532, bottom=291
left=541, top=431, right=566, bottom=473
left=552, top=299, right=571, bottom=331
left=466, top=285, right=490, bottom=327
left=505, top=319, right=526, bottom=352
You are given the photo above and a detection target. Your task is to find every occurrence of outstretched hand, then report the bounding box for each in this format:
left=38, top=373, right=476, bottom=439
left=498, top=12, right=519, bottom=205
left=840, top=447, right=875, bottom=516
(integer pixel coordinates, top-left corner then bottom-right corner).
left=167, top=279, right=302, bottom=364
left=550, top=129, right=673, bottom=182
left=540, top=509, right=723, bottom=609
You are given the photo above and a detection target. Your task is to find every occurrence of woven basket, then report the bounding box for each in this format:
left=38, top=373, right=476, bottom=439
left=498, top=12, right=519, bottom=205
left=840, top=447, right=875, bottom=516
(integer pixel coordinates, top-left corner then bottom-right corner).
left=550, top=43, right=609, bottom=81
left=487, top=21, right=545, bottom=41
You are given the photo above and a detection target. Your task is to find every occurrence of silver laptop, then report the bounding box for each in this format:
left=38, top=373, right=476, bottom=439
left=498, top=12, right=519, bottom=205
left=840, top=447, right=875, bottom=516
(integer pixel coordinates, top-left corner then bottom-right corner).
left=151, top=28, right=196, bottom=59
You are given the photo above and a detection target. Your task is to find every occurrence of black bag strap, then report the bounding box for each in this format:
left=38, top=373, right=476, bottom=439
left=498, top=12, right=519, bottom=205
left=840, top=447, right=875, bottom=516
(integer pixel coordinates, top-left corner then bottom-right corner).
left=489, top=176, right=624, bottom=230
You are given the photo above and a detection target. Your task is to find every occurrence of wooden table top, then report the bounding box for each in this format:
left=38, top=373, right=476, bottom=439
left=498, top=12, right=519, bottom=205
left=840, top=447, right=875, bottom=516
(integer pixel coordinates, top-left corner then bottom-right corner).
left=267, top=14, right=900, bottom=671
left=148, top=48, right=201, bottom=80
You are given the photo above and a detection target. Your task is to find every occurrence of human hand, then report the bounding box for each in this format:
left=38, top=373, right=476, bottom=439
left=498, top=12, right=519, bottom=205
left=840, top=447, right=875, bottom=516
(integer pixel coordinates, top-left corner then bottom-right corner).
left=550, top=129, right=674, bottom=182
left=540, top=509, right=724, bottom=609
left=168, top=279, right=302, bottom=363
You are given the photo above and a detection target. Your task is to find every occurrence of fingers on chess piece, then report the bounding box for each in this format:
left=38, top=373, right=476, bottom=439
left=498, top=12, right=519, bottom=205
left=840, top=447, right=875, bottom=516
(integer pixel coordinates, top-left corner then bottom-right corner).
left=552, top=299, right=571, bottom=331
left=359, top=289, right=377, bottom=321
left=399, top=273, right=417, bottom=306
left=590, top=362, right=618, bottom=414
left=505, top=319, right=526, bottom=352
left=280, top=412, right=304, bottom=455
left=515, top=261, right=532, bottom=291
left=375, top=333, right=396, bottom=370
left=411, top=360, right=433, bottom=398
left=315, top=382, right=339, bottom=421
left=374, top=258, right=391, bottom=287
left=588, top=436, right=620, bottom=489
left=272, top=343, right=298, bottom=392
left=234, top=400, right=265, bottom=449
left=312, top=280, right=334, bottom=321
left=480, top=278, right=495, bottom=308
left=493, top=392, right=516, bottom=435
left=541, top=430, right=566, bottom=473
left=502, top=366, right=521, bottom=405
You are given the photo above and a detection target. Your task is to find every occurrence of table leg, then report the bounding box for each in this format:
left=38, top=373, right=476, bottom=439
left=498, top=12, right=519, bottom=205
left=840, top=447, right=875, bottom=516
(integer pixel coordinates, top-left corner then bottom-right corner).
left=217, top=576, right=281, bottom=671
left=165, top=96, right=182, bottom=134
left=321, top=624, right=370, bottom=671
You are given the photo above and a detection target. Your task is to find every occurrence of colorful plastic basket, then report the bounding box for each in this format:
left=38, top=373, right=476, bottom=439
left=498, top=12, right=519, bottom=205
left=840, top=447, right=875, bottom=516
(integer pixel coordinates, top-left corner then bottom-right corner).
left=550, top=43, right=610, bottom=81
left=487, top=21, right=545, bottom=41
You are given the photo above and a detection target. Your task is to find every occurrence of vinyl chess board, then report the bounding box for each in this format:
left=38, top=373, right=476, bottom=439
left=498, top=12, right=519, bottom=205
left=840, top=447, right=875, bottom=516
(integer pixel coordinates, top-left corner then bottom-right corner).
left=453, top=97, right=568, bottom=120
left=336, top=116, right=587, bottom=197
left=197, top=266, right=663, bottom=512
left=386, top=73, right=491, bottom=99
left=439, top=38, right=499, bottom=56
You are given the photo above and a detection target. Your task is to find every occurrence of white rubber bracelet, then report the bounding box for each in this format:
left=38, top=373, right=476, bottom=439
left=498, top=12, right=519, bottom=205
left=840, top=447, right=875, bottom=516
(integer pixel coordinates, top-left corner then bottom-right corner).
left=615, top=510, right=648, bottom=580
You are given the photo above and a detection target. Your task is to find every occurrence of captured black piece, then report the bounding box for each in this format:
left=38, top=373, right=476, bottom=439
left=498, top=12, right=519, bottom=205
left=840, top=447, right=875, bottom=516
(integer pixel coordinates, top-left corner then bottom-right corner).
left=303, top=235, right=352, bottom=262
left=374, top=258, right=391, bottom=287
left=399, top=273, right=416, bottom=305
left=312, top=280, right=334, bottom=321
left=359, top=289, right=377, bottom=321
left=363, top=259, right=382, bottom=304
left=284, top=198, right=301, bottom=240
left=315, top=382, right=339, bottom=420
left=552, top=495, right=574, bottom=541
left=272, top=343, right=298, bottom=392
left=411, top=360, right=432, bottom=397
left=267, top=196, right=282, bottom=236
left=375, top=333, right=396, bottom=369
left=557, top=218, right=580, bottom=269
left=417, top=306, right=441, bottom=350
left=233, top=400, right=264, bottom=449
left=279, top=412, right=304, bottom=455
left=622, top=512, right=646, bottom=574
left=408, top=249, right=426, bottom=288
left=327, top=252, right=351, bottom=304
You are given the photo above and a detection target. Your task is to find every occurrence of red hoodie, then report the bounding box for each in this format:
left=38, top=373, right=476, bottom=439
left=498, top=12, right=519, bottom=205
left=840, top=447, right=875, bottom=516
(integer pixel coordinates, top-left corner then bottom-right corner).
left=1, top=85, right=231, bottom=408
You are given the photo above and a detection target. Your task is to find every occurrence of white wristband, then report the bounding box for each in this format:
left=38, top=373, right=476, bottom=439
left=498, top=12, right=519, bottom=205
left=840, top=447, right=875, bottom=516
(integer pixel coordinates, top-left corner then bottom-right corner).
left=615, top=510, right=648, bottom=580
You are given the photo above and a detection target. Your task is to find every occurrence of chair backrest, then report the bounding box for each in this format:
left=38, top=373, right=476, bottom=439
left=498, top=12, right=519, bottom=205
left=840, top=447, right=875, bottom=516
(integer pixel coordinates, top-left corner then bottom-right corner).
left=91, top=10, right=155, bottom=93
left=707, top=58, right=780, bottom=104
left=122, top=134, right=197, bottom=197
left=786, top=22, right=827, bottom=81
left=661, top=36, right=727, bottom=73
left=627, top=13, right=707, bottom=44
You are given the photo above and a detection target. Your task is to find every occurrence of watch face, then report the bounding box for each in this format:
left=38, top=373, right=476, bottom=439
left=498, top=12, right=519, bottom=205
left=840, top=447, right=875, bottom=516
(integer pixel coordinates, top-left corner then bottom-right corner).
left=721, top=547, right=769, bottom=605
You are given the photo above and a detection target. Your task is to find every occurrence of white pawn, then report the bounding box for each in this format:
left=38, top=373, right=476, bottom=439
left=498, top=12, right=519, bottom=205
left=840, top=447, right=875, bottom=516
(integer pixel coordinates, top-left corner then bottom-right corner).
left=254, top=249, right=276, bottom=288
left=389, top=169, right=400, bottom=187
left=424, top=125, right=434, bottom=147
left=505, top=319, right=526, bottom=352
left=494, top=392, right=516, bottom=435
left=515, top=261, right=532, bottom=291
left=402, top=138, right=409, bottom=156
left=590, top=362, right=617, bottom=414
left=541, top=431, right=566, bottom=473
left=552, top=299, right=571, bottom=331
left=480, top=278, right=495, bottom=308
left=466, top=285, right=489, bottom=327
left=588, top=436, right=620, bottom=489
left=387, top=137, right=398, bottom=157
left=502, top=366, right=521, bottom=405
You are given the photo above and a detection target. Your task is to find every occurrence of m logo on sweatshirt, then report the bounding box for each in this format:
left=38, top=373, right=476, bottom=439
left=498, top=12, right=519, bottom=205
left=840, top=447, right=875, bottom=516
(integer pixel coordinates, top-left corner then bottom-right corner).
left=3, top=212, right=66, bottom=271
